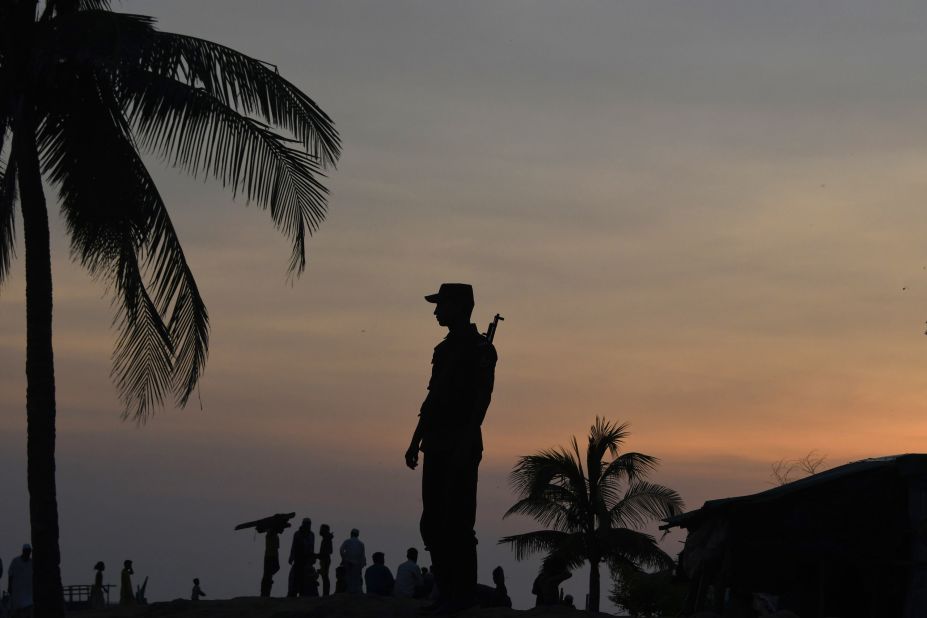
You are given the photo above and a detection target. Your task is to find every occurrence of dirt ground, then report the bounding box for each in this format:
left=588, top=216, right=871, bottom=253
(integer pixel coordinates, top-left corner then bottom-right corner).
left=80, top=595, right=616, bottom=618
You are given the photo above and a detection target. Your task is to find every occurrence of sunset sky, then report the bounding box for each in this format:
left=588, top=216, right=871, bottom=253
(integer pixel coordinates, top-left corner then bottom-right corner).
left=4, top=0, right=927, bottom=609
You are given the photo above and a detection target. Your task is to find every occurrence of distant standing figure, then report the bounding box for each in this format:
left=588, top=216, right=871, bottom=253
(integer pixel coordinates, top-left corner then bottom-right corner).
left=119, top=560, right=135, bottom=606
left=318, top=524, right=334, bottom=596
left=339, top=529, right=366, bottom=593
left=261, top=527, right=282, bottom=597
left=304, top=566, right=320, bottom=598
left=191, top=578, right=206, bottom=601
left=532, top=556, right=572, bottom=607
left=287, top=518, right=316, bottom=597
left=477, top=566, right=512, bottom=608
left=334, top=565, right=346, bottom=594
left=393, top=548, right=424, bottom=598
left=364, top=552, right=394, bottom=596
left=420, top=566, right=435, bottom=598
left=90, top=561, right=106, bottom=609
left=8, top=544, right=33, bottom=616
left=405, top=283, right=498, bottom=613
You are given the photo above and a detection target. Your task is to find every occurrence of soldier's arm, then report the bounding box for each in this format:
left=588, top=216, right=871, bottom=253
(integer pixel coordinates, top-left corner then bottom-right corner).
left=405, top=417, right=425, bottom=469
left=406, top=392, right=434, bottom=469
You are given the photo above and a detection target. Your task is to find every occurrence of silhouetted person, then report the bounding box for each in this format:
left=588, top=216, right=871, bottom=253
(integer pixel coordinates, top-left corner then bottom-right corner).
left=334, top=565, right=347, bottom=594
left=287, top=518, right=316, bottom=597
left=119, top=560, right=135, bottom=606
left=8, top=545, right=32, bottom=616
left=339, top=529, right=366, bottom=593
left=261, top=525, right=284, bottom=597
left=563, top=594, right=575, bottom=608
left=406, top=283, right=497, bottom=614
left=364, top=552, right=394, bottom=596
left=191, top=578, right=206, bottom=601
left=477, top=566, right=512, bottom=608
left=420, top=567, right=435, bottom=599
left=394, top=547, right=424, bottom=598
left=532, top=556, right=572, bottom=607
left=318, top=524, right=334, bottom=596
left=90, top=561, right=106, bottom=609
left=304, top=566, right=320, bottom=598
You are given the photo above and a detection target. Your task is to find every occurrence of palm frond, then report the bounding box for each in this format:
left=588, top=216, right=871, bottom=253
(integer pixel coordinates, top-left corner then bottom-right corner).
left=503, top=485, right=582, bottom=531
left=132, top=31, right=340, bottom=167
left=587, top=417, right=630, bottom=472
left=76, top=0, right=111, bottom=10
left=570, top=435, right=586, bottom=486
left=43, top=0, right=112, bottom=19
left=601, top=451, right=660, bottom=488
left=597, top=527, right=674, bottom=573
left=510, top=448, right=590, bottom=515
left=121, top=71, right=327, bottom=275
left=38, top=71, right=209, bottom=420
left=0, top=121, right=17, bottom=285
left=609, top=480, right=685, bottom=530
left=498, top=530, right=576, bottom=562
left=40, top=10, right=155, bottom=61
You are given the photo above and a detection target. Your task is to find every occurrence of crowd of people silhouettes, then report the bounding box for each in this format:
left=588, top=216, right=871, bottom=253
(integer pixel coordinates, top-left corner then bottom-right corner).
left=226, top=512, right=520, bottom=610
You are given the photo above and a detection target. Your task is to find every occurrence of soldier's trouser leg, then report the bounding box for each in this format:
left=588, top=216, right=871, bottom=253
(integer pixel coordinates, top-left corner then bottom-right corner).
left=447, top=455, right=479, bottom=603
left=420, top=451, right=481, bottom=604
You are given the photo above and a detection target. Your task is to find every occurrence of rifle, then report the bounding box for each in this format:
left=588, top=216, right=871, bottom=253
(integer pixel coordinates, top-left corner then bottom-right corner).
left=484, top=313, right=504, bottom=343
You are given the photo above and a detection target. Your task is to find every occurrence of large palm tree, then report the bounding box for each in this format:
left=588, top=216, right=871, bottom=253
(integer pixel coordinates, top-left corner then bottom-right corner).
left=500, top=418, right=684, bottom=612
left=0, top=1, right=340, bottom=614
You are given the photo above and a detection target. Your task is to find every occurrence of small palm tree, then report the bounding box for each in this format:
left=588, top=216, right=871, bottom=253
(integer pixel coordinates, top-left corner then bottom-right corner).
left=500, top=418, right=684, bottom=612
left=1, top=2, right=339, bottom=614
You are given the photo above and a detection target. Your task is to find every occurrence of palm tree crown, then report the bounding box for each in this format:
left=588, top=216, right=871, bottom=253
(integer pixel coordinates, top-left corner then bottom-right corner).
left=2, top=0, right=340, bottom=418
left=500, top=418, right=684, bottom=612
left=1, top=1, right=339, bottom=614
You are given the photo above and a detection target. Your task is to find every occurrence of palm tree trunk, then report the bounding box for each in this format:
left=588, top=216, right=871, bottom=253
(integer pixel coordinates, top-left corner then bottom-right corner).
left=19, top=106, right=65, bottom=618
left=588, top=557, right=601, bottom=612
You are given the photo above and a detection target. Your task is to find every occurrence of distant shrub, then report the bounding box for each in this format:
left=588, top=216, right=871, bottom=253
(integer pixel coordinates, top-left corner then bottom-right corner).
left=609, top=568, right=687, bottom=618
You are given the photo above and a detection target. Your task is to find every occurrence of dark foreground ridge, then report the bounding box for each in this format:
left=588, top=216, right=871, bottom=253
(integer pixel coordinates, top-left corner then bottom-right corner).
left=78, top=595, right=613, bottom=618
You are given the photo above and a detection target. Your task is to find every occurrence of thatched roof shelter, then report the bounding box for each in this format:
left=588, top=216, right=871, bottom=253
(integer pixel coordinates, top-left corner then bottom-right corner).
left=662, top=454, right=927, bottom=618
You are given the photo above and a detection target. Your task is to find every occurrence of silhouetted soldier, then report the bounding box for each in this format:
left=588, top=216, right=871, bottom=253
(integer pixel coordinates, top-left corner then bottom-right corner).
left=406, top=283, right=498, bottom=614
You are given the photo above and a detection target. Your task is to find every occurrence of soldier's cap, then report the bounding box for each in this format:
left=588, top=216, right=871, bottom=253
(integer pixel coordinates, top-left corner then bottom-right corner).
left=425, top=283, right=474, bottom=308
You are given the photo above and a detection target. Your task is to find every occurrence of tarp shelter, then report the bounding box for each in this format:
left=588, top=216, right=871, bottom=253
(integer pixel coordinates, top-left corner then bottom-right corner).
left=662, top=454, right=927, bottom=618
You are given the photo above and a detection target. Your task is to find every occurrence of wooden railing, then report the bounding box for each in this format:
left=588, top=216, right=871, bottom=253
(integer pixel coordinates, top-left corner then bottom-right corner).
left=62, top=584, right=114, bottom=609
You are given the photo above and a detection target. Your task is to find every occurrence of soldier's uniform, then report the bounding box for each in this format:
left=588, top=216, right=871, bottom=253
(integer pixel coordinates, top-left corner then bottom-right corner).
left=418, top=311, right=497, bottom=608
